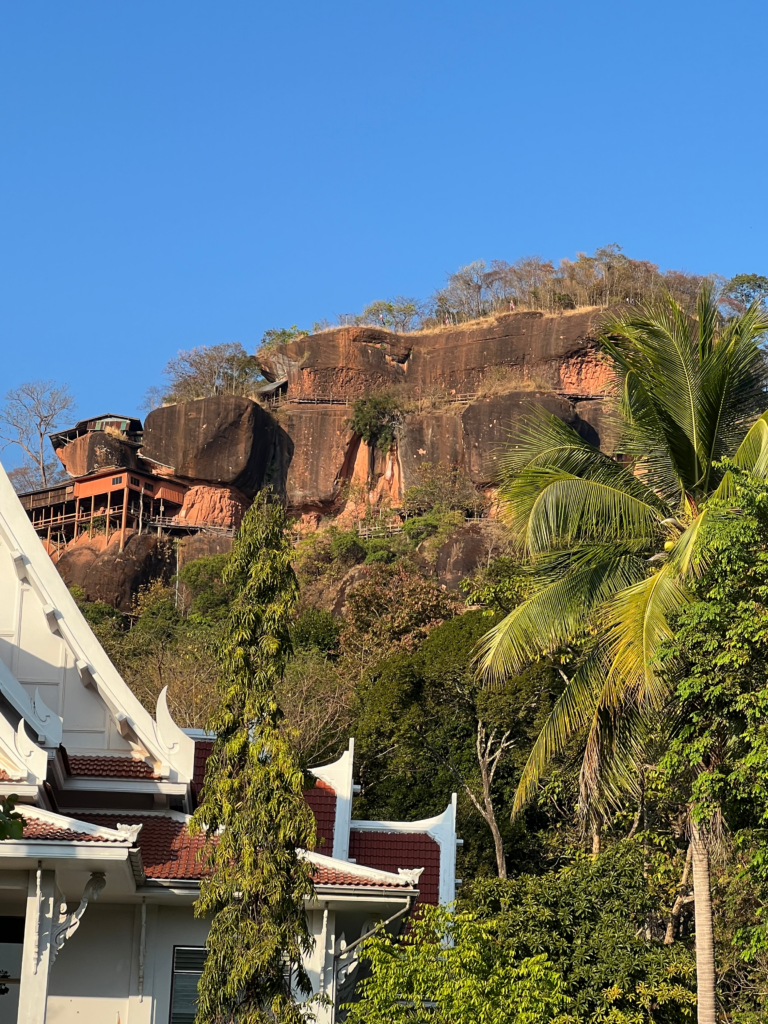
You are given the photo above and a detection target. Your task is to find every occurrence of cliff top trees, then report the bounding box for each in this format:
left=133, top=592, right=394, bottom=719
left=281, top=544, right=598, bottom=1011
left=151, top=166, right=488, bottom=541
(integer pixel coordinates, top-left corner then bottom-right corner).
left=149, top=341, right=262, bottom=407
left=191, top=492, right=316, bottom=1024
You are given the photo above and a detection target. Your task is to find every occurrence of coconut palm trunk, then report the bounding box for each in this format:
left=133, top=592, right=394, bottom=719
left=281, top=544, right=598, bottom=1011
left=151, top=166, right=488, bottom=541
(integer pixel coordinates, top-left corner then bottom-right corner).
left=691, top=819, right=716, bottom=1024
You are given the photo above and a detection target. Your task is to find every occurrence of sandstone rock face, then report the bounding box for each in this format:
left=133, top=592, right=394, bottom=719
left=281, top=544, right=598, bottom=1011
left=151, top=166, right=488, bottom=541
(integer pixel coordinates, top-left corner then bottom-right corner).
left=141, top=396, right=278, bottom=497
left=400, top=392, right=596, bottom=488
left=259, top=309, right=613, bottom=402
left=278, top=391, right=607, bottom=509
left=405, top=311, right=611, bottom=395
left=177, top=484, right=249, bottom=531
left=460, top=392, right=595, bottom=484
left=277, top=406, right=354, bottom=507
left=260, top=310, right=618, bottom=510
left=261, top=327, right=410, bottom=399
left=176, top=533, right=234, bottom=574
left=57, top=431, right=138, bottom=478
left=56, top=532, right=172, bottom=611
left=432, top=524, right=490, bottom=592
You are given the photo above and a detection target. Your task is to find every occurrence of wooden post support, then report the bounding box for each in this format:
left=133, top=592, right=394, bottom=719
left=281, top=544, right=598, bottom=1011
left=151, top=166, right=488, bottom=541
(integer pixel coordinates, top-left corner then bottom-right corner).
left=73, top=496, right=80, bottom=541
left=120, top=481, right=129, bottom=551
left=105, top=490, right=111, bottom=545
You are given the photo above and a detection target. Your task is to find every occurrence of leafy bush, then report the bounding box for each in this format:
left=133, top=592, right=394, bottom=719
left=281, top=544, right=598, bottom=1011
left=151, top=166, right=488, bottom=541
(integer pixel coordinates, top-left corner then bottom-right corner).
left=70, top=585, right=125, bottom=628
left=362, top=538, right=398, bottom=564
left=461, top=555, right=527, bottom=613
left=293, top=527, right=367, bottom=585
left=403, top=461, right=486, bottom=516
left=347, top=395, right=404, bottom=451
left=328, top=529, right=367, bottom=564
left=292, top=608, right=341, bottom=656
left=344, top=903, right=570, bottom=1024
left=178, top=554, right=232, bottom=620
left=402, top=509, right=465, bottom=559
left=341, top=562, right=459, bottom=664
left=466, top=842, right=697, bottom=1023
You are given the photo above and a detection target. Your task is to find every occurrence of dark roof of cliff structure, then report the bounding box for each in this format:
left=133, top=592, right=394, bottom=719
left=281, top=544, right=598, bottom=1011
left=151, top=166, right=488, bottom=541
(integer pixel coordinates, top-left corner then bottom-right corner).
left=50, top=414, right=143, bottom=450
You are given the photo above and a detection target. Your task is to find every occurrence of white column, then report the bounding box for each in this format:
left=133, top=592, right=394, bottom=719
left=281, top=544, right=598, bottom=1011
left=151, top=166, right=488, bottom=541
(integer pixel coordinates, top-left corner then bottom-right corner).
left=17, top=866, right=56, bottom=1024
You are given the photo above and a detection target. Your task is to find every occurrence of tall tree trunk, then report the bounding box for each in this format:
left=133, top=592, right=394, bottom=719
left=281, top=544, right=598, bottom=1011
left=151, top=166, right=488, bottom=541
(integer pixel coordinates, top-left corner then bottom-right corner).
left=664, top=843, right=693, bottom=945
left=691, top=818, right=716, bottom=1024
left=487, top=810, right=507, bottom=880
left=591, top=819, right=601, bottom=856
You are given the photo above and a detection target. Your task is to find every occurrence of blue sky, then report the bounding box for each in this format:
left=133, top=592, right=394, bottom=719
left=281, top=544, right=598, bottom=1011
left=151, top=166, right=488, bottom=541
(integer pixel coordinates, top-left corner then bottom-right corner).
left=1, top=0, right=766, bottom=462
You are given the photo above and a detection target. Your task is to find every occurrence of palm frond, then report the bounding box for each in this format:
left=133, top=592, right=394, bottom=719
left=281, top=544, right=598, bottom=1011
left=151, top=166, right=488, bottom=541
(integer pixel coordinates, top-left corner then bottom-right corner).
left=474, top=547, right=647, bottom=684
left=580, top=702, right=674, bottom=816
left=512, top=650, right=605, bottom=816
left=696, top=303, right=768, bottom=488
left=732, top=411, right=768, bottom=479
left=601, top=563, right=692, bottom=709
left=522, top=472, right=665, bottom=555
left=601, top=300, right=703, bottom=497
left=496, top=410, right=665, bottom=546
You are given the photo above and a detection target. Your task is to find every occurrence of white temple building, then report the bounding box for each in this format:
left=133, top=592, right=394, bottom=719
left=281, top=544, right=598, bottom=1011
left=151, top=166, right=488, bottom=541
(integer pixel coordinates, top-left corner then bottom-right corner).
left=0, top=463, right=457, bottom=1023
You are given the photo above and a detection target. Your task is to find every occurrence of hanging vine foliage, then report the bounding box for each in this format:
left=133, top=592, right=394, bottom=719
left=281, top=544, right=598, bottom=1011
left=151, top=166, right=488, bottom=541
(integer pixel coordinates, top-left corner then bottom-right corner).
left=191, top=490, right=317, bottom=1024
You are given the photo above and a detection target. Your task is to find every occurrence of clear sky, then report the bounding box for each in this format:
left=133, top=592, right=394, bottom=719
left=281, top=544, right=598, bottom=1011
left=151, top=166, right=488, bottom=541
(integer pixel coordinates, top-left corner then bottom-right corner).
left=1, top=0, right=765, bottom=456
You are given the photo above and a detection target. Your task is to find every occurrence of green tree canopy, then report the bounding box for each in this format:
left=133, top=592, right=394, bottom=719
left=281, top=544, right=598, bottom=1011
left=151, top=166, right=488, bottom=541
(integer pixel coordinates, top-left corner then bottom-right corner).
left=467, top=842, right=696, bottom=1023
left=343, top=903, right=571, bottom=1024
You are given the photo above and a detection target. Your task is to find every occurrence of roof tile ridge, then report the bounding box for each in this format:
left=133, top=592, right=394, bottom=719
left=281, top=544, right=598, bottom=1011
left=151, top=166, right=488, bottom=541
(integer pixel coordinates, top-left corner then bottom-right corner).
left=299, top=849, right=420, bottom=887
left=82, top=809, right=192, bottom=823
left=18, top=806, right=136, bottom=842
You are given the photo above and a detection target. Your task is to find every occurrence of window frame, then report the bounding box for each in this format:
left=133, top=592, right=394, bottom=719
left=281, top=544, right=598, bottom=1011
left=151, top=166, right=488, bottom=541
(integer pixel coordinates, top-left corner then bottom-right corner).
left=169, top=945, right=207, bottom=1024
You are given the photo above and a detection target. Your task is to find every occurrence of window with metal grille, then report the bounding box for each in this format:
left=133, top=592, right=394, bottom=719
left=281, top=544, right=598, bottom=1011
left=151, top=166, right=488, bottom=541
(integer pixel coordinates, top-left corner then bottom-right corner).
left=145, top=482, right=154, bottom=492
left=112, top=476, right=123, bottom=486
left=130, top=476, right=140, bottom=487
left=169, top=947, right=207, bottom=1024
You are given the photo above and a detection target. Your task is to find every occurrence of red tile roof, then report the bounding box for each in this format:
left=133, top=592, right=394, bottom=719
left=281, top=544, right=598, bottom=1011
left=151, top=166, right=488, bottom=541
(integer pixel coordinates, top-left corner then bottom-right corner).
left=312, top=863, right=412, bottom=888
left=67, top=755, right=159, bottom=779
left=193, top=742, right=338, bottom=856
left=304, top=780, right=336, bottom=853
left=75, top=813, right=427, bottom=892
left=350, top=831, right=441, bottom=905
left=192, top=740, right=214, bottom=801
left=21, top=817, right=125, bottom=843
left=83, top=813, right=207, bottom=880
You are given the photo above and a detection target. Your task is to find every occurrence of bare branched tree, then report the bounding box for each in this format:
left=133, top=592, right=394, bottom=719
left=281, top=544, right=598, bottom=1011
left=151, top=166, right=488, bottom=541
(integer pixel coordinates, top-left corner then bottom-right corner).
left=0, top=380, right=76, bottom=489
left=154, top=342, right=262, bottom=405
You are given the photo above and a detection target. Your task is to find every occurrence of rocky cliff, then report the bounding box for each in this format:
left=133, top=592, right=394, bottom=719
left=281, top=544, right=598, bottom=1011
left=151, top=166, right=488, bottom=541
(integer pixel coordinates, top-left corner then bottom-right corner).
left=260, top=307, right=617, bottom=511
left=50, top=308, right=618, bottom=608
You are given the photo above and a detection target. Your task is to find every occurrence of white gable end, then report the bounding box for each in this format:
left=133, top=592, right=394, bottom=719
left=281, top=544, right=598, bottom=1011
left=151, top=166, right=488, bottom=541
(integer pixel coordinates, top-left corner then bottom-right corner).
left=0, top=462, right=194, bottom=781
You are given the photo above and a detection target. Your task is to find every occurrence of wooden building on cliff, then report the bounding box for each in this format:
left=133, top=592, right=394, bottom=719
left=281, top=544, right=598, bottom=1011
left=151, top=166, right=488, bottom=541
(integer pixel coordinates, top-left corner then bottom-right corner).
left=14, top=413, right=220, bottom=551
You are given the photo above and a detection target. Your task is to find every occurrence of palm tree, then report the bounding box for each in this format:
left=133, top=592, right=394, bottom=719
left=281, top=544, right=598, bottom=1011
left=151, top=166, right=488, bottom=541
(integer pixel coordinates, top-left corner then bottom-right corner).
left=475, top=286, right=768, bottom=1024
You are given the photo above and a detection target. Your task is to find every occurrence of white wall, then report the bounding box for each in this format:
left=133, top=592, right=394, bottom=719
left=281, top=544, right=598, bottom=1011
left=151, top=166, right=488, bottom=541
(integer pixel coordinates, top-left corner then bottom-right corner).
left=47, top=904, right=135, bottom=1024
left=149, top=906, right=210, bottom=1024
